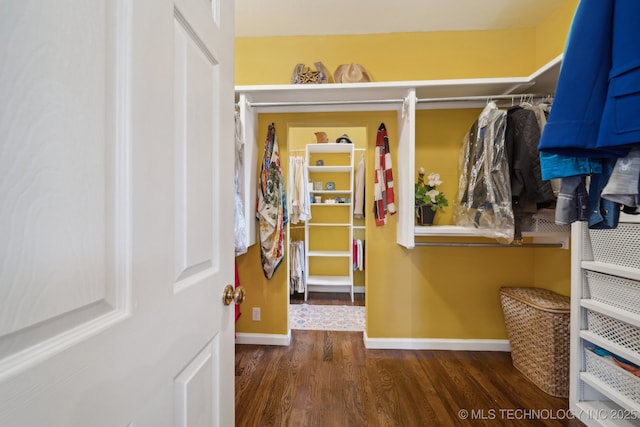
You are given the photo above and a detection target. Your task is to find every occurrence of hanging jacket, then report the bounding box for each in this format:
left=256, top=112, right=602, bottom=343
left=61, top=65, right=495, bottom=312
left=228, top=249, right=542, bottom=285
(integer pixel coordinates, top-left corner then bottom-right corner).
left=538, top=0, right=633, bottom=160
left=455, top=102, right=514, bottom=243
left=505, top=106, right=556, bottom=239
left=506, top=107, right=555, bottom=207
left=537, top=0, right=640, bottom=228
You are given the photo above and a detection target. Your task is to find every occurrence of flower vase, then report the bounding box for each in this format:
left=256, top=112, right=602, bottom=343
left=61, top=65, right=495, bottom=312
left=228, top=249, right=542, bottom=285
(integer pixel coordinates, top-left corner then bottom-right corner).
left=417, top=204, right=436, bottom=226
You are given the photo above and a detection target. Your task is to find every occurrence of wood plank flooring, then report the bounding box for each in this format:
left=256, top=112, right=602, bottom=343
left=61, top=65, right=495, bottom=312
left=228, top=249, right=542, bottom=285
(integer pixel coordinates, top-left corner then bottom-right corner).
left=236, top=293, right=583, bottom=426
left=289, top=291, right=365, bottom=307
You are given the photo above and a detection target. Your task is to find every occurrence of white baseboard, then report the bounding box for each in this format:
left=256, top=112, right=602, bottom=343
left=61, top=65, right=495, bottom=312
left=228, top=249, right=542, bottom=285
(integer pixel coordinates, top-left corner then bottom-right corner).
left=235, top=331, right=510, bottom=352
left=235, top=332, right=291, bottom=346
left=363, top=331, right=510, bottom=351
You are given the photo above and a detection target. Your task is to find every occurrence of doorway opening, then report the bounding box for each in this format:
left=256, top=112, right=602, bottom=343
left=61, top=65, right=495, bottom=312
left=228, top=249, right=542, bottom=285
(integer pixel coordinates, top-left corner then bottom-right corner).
left=286, top=123, right=367, bottom=332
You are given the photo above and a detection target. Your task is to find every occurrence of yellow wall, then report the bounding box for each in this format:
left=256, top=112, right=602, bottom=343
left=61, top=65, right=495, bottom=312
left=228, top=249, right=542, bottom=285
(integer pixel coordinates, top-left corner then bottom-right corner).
left=235, top=112, right=394, bottom=335
left=235, top=1, right=578, bottom=339
left=535, top=0, right=579, bottom=69
left=235, top=28, right=536, bottom=85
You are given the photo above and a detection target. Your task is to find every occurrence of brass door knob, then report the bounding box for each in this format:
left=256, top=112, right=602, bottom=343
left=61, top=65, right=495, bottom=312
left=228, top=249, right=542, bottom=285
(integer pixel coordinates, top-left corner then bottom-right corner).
left=223, top=284, right=246, bottom=306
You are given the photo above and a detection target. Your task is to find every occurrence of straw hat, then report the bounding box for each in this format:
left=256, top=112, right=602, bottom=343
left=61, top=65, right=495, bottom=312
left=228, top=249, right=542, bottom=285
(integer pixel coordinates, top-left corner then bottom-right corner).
left=334, top=64, right=371, bottom=83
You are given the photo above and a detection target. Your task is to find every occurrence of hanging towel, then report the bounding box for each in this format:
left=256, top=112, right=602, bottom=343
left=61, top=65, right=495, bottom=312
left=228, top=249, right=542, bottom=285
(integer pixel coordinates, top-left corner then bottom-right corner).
left=374, top=123, right=396, bottom=226
left=256, top=123, right=288, bottom=279
left=354, top=153, right=366, bottom=218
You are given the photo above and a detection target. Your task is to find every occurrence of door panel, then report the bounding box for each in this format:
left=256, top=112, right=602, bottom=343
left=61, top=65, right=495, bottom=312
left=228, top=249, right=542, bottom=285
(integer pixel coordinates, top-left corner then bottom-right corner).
left=174, top=337, right=219, bottom=427
left=0, top=0, right=235, bottom=425
left=0, top=0, right=129, bottom=378
left=174, top=15, right=215, bottom=288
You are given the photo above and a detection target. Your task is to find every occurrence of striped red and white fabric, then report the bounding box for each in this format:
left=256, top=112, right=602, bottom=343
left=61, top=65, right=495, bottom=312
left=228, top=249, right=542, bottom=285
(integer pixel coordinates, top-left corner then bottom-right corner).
left=373, top=122, right=396, bottom=226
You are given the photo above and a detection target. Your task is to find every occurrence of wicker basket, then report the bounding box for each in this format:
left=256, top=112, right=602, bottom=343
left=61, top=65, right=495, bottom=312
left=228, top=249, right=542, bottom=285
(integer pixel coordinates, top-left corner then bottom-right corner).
left=499, top=287, right=570, bottom=398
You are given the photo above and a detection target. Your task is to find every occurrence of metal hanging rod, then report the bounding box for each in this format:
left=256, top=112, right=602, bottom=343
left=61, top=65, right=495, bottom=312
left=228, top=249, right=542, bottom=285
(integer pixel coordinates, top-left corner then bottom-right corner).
left=415, top=241, right=564, bottom=248
left=243, top=93, right=553, bottom=108
left=417, top=93, right=551, bottom=104
left=246, top=99, right=405, bottom=108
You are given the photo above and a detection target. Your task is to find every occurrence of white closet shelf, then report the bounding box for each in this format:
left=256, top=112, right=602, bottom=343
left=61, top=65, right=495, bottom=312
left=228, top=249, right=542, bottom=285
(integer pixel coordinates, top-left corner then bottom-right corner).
left=310, top=189, right=351, bottom=194
left=236, top=56, right=563, bottom=250
left=303, top=143, right=354, bottom=302
left=307, top=250, right=351, bottom=257
left=310, top=203, right=352, bottom=209
left=306, top=275, right=352, bottom=286
left=307, top=143, right=354, bottom=153
left=579, top=373, right=640, bottom=417
left=571, top=400, right=640, bottom=427
left=414, top=225, right=569, bottom=247
left=579, top=330, right=640, bottom=367
left=415, top=225, right=493, bottom=237
left=308, top=166, right=351, bottom=173
left=235, top=55, right=561, bottom=113
left=581, top=261, right=640, bottom=282
left=572, top=222, right=640, bottom=425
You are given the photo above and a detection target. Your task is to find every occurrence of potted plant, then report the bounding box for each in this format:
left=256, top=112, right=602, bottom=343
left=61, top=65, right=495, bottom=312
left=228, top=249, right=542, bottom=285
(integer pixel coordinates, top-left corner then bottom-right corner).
left=415, top=167, right=448, bottom=225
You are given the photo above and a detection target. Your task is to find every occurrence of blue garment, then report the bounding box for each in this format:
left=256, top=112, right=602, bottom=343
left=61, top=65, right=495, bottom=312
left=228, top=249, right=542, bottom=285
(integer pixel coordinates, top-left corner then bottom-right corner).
left=538, top=0, right=640, bottom=178
left=555, top=176, right=589, bottom=225
left=588, top=158, right=620, bottom=229
left=539, top=152, right=601, bottom=181
left=597, top=0, right=640, bottom=151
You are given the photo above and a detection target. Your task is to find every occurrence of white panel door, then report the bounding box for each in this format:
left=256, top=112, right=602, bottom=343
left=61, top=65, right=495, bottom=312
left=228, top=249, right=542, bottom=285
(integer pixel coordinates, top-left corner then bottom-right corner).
left=0, top=0, right=236, bottom=426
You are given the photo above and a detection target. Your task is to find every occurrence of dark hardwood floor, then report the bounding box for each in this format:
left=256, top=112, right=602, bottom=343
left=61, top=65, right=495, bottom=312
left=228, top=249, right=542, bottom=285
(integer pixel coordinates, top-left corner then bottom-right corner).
left=289, top=291, right=366, bottom=307
left=236, top=292, right=583, bottom=426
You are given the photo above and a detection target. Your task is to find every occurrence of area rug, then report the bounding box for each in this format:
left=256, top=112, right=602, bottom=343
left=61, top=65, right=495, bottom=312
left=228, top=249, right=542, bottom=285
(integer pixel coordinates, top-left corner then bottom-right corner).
left=289, top=304, right=365, bottom=331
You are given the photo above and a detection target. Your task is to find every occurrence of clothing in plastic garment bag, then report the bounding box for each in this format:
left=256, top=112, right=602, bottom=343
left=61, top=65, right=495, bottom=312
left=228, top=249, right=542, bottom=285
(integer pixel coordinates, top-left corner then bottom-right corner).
left=455, top=101, right=514, bottom=243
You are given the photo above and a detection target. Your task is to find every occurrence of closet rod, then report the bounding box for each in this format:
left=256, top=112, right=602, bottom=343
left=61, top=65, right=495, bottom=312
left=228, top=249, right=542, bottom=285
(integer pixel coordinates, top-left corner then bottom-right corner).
left=245, top=94, right=552, bottom=108
left=416, top=93, right=549, bottom=104
left=415, top=242, right=563, bottom=248
left=247, top=99, right=405, bottom=108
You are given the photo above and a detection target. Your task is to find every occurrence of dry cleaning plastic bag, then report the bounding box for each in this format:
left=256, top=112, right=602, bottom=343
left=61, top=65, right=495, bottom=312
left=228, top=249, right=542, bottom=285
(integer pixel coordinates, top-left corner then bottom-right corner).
left=454, top=102, right=515, bottom=244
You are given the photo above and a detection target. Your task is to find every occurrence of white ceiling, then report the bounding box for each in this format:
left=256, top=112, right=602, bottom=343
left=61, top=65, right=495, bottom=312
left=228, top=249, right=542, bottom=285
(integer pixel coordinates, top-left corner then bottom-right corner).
left=234, top=0, right=565, bottom=37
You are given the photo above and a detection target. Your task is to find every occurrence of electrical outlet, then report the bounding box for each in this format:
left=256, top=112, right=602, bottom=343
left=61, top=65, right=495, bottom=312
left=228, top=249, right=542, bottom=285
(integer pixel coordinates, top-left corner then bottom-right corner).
left=252, top=307, right=261, bottom=321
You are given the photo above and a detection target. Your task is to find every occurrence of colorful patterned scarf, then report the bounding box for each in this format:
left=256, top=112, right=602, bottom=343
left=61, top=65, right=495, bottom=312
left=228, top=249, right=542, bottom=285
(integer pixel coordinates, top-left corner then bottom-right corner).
left=256, top=123, right=288, bottom=278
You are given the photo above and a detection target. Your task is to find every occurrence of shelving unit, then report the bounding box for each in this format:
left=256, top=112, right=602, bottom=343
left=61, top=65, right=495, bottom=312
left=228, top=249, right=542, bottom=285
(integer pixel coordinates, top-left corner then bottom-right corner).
left=305, top=143, right=355, bottom=301
left=235, top=54, right=568, bottom=250
left=570, top=217, right=640, bottom=426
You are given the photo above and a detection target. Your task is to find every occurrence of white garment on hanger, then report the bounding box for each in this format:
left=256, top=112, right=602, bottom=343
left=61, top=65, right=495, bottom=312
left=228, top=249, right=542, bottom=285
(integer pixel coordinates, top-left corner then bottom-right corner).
left=289, top=240, right=305, bottom=293
left=234, top=110, right=248, bottom=255
left=289, top=156, right=312, bottom=224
